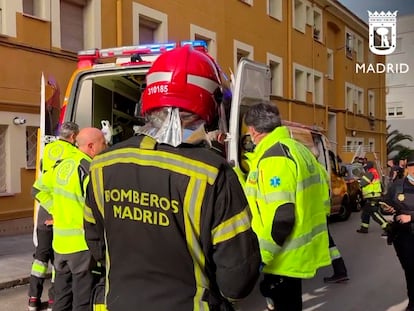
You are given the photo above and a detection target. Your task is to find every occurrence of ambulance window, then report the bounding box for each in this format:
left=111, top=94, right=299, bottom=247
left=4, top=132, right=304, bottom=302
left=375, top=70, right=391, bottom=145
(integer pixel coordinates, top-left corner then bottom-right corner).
left=75, top=79, right=93, bottom=129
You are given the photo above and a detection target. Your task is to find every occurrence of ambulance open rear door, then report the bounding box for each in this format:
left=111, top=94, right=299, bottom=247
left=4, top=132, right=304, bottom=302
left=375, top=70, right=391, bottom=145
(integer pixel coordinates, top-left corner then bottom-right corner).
left=226, top=58, right=271, bottom=170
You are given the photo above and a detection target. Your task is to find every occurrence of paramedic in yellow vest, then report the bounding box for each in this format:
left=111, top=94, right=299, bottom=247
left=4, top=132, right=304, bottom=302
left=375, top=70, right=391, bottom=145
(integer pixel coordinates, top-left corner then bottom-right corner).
left=356, top=161, right=390, bottom=235
left=243, top=101, right=331, bottom=311
left=32, top=127, right=107, bottom=311
left=28, top=121, right=79, bottom=311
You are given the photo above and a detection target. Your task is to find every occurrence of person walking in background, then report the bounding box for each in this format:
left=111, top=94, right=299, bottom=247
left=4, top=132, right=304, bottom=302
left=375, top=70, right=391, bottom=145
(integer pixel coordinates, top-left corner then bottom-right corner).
left=356, top=161, right=390, bottom=235
left=382, top=152, right=414, bottom=311
left=32, top=127, right=107, bottom=311
left=242, top=101, right=331, bottom=311
left=28, top=121, right=79, bottom=311
left=83, top=45, right=261, bottom=311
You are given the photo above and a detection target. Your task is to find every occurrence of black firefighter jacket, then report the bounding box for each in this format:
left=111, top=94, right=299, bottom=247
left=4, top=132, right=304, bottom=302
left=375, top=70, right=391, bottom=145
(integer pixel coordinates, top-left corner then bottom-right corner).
left=84, top=135, right=261, bottom=311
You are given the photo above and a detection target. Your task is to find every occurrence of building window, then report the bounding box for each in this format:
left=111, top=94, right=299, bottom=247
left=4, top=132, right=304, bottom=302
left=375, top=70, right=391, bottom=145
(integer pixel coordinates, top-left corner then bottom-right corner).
left=22, top=0, right=51, bottom=19
left=233, top=40, right=254, bottom=72
left=23, top=0, right=35, bottom=15
left=60, top=0, right=86, bottom=51
left=267, top=53, right=283, bottom=97
left=356, top=88, right=364, bottom=114
left=267, top=0, right=282, bottom=21
left=346, top=31, right=353, bottom=59
left=293, top=0, right=306, bottom=33
left=345, top=83, right=354, bottom=112
left=368, top=90, right=375, bottom=117
left=133, top=3, right=167, bottom=45
left=368, top=138, right=375, bottom=152
left=344, top=137, right=364, bottom=152
left=327, top=48, right=334, bottom=79
left=306, top=4, right=313, bottom=26
left=313, top=7, right=322, bottom=41
left=293, top=63, right=322, bottom=104
left=26, top=126, right=38, bottom=169
left=139, top=18, right=160, bottom=44
left=190, top=24, right=217, bottom=59
left=354, top=34, right=364, bottom=63
left=314, top=72, right=323, bottom=105
left=294, top=67, right=306, bottom=101
left=51, top=0, right=101, bottom=50
left=0, top=125, right=7, bottom=193
left=387, top=106, right=404, bottom=117
left=345, top=82, right=363, bottom=113
left=306, top=72, right=312, bottom=92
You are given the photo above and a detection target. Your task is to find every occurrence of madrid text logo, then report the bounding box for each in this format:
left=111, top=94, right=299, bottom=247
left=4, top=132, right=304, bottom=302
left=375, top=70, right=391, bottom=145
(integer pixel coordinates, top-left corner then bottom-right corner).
left=368, top=10, right=397, bottom=56
left=356, top=10, right=409, bottom=74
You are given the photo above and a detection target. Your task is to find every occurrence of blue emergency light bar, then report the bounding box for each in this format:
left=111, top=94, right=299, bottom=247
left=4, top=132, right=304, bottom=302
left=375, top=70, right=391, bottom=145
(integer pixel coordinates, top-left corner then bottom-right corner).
left=180, top=40, right=208, bottom=49
left=77, top=40, right=208, bottom=67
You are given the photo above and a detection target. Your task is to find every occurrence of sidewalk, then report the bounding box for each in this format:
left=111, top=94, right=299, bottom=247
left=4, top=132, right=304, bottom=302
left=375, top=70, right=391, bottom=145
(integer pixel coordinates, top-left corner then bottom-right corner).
left=0, top=233, right=34, bottom=290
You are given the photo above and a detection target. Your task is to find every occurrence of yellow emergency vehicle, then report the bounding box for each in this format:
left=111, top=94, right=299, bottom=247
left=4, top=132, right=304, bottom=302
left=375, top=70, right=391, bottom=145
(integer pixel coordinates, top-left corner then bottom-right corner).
left=38, top=41, right=351, bottom=221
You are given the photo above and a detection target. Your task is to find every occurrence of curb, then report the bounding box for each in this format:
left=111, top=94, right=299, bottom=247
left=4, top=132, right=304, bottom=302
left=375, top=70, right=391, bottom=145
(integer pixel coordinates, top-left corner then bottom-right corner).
left=0, top=276, right=30, bottom=291
left=0, top=273, right=51, bottom=291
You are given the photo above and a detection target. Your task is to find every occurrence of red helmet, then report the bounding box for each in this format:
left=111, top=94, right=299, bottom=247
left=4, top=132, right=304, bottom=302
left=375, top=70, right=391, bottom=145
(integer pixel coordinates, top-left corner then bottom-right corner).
left=141, top=45, right=221, bottom=125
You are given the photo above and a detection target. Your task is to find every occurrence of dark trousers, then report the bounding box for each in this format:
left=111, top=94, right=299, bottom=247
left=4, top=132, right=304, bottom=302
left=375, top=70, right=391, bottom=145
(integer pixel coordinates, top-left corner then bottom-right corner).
left=53, top=250, right=95, bottom=311
left=393, top=232, right=414, bottom=307
left=328, top=226, right=347, bottom=276
left=360, top=199, right=388, bottom=229
left=29, top=227, right=54, bottom=300
left=260, top=273, right=302, bottom=311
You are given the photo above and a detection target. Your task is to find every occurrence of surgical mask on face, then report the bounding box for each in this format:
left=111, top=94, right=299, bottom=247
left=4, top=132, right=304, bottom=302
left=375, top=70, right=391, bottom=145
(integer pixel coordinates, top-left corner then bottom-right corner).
left=407, top=174, right=414, bottom=183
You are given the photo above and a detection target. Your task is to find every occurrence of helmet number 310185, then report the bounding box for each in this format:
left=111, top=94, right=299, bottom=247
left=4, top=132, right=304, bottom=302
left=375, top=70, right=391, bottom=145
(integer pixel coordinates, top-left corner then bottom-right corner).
left=147, top=84, right=169, bottom=95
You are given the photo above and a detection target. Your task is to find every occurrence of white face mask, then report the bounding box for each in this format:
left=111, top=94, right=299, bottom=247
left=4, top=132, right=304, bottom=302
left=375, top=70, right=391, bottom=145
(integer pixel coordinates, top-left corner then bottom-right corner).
left=407, top=174, right=414, bottom=183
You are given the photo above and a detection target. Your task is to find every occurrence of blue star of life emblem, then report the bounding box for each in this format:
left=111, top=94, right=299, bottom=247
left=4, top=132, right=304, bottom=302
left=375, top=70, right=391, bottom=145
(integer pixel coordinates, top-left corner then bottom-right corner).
left=270, top=176, right=281, bottom=187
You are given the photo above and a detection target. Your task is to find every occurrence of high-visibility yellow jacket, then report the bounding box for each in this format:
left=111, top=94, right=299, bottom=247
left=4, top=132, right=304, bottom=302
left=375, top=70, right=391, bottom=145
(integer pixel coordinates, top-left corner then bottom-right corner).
left=41, top=139, right=77, bottom=173
left=33, top=148, right=91, bottom=254
left=36, top=139, right=78, bottom=228
left=360, top=168, right=382, bottom=199
left=244, top=126, right=331, bottom=279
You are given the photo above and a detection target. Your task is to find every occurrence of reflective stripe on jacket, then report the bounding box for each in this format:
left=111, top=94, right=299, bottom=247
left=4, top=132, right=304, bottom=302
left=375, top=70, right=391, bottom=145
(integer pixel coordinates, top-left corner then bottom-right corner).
left=245, top=126, right=331, bottom=279
left=84, top=135, right=261, bottom=311
left=361, top=168, right=382, bottom=198
left=36, top=139, right=78, bottom=227
left=33, top=148, right=91, bottom=254
left=42, top=139, right=77, bottom=173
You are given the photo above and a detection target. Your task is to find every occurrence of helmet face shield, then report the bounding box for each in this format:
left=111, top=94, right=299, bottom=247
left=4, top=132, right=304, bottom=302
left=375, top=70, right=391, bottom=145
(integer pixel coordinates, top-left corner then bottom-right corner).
left=135, top=107, right=212, bottom=147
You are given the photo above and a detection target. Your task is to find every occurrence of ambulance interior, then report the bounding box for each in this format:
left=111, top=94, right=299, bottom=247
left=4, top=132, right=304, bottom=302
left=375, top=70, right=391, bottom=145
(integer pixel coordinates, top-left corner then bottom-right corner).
left=69, top=68, right=148, bottom=144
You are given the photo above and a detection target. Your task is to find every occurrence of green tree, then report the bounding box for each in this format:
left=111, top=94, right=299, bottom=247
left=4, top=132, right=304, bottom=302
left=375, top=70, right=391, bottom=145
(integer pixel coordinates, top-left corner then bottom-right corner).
left=386, top=125, right=413, bottom=159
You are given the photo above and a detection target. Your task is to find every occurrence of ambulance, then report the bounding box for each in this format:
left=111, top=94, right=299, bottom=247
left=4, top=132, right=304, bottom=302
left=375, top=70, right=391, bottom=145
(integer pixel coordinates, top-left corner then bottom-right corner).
left=38, top=40, right=351, bottom=221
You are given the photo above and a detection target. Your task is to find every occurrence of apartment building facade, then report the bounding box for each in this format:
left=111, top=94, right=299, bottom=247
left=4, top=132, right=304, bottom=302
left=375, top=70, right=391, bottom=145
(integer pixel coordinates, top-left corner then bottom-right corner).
left=386, top=14, right=414, bottom=153
left=0, top=0, right=386, bottom=222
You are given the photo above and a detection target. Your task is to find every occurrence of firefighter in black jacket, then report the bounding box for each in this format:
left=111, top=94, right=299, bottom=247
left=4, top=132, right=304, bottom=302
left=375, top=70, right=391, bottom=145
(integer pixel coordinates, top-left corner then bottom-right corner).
left=84, top=45, right=261, bottom=311
left=382, top=152, right=414, bottom=311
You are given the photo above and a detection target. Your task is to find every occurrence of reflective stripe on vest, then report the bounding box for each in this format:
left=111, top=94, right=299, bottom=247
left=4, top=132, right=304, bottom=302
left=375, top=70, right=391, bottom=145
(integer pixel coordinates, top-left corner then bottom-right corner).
left=89, top=139, right=251, bottom=311
left=244, top=126, right=331, bottom=278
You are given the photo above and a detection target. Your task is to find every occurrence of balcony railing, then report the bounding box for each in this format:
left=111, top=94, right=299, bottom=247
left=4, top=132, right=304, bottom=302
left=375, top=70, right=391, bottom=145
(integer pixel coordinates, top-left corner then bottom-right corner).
left=341, top=145, right=374, bottom=153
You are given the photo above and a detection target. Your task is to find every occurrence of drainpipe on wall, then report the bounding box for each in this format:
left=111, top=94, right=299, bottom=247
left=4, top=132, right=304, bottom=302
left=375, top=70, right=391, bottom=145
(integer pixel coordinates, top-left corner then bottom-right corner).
left=287, top=0, right=292, bottom=121
left=116, top=0, right=122, bottom=46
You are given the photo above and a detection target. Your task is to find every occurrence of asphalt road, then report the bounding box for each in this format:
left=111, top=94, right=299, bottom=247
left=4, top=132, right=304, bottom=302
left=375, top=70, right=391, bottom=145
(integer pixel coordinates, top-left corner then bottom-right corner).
left=0, top=212, right=409, bottom=311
